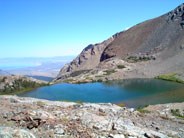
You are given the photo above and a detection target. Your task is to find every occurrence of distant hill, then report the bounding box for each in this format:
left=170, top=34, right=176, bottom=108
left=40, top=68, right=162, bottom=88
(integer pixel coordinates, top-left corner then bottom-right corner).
left=54, top=3, right=184, bottom=83
left=0, top=56, right=74, bottom=78
left=0, top=70, right=11, bottom=76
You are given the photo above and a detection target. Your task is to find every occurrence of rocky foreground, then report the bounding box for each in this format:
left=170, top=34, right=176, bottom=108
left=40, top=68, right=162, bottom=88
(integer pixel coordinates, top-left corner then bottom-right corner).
left=0, top=96, right=183, bottom=138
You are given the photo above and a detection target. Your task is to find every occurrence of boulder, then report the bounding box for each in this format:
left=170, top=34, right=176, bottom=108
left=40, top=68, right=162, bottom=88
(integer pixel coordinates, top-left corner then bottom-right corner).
left=0, top=127, right=36, bottom=138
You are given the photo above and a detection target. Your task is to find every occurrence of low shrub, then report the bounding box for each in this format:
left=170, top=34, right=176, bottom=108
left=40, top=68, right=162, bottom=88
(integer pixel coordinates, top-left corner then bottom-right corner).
left=70, top=70, right=91, bottom=77
left=116, top=103, right=126, bottom=107
left=136, top=105, right=150, bottom=114
left=126, top=56, right=152, bottom=63
left=104, top=69, right=116, bottom=75
left=156, top=73, right=184, bottom=84
left=171, top=109, right=184, bottom=119
left=117, top=65, right=126, bottom=69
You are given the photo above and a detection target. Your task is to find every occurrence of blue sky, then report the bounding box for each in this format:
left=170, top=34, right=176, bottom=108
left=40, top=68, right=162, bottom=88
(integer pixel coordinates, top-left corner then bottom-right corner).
left=0, top=0, right=183, bottom=58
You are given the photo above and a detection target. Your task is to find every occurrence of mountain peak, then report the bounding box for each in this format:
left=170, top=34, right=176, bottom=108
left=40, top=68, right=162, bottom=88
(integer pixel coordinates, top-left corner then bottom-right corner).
left=167, top=3, right=184, bottom=28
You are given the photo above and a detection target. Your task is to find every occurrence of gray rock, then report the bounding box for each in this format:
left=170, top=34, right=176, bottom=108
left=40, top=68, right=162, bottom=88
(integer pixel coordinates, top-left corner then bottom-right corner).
left=0, top=127, right=36, bottom=138
left=53, top=124, right=65, bottom=137
left=111, top=134, right=125, bottom=138
left=144, top=132, right=153, bottom=138
left=0, top=96, right=184, bottom=138
left=54, top=128, right=65, bottom=135
left=144, top=130, right=168, bottom=138
left=180, top=44, right=184, bottom=49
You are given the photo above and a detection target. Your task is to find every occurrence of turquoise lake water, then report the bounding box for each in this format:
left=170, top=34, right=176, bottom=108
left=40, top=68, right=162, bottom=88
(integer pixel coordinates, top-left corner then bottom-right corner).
left=19, top=79, right=184, bottom=108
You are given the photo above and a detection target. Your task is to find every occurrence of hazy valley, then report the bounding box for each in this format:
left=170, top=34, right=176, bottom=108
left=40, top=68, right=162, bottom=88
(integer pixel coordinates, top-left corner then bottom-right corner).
left=0, top=56, right=74, bottom=81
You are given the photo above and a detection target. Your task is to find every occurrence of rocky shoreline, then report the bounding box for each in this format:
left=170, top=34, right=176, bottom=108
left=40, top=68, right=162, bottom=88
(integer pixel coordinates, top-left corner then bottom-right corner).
left=0, top=95, right=183, bottom=138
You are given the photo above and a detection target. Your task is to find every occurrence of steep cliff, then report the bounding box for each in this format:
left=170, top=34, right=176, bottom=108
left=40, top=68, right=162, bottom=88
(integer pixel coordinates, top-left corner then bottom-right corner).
left=56, top=37, right=115, bottom=80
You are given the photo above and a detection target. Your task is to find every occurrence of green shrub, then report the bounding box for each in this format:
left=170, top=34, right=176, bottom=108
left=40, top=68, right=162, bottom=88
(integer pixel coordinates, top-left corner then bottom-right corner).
left=95, top=75, right=104, bottom=78
left=70, top=70, right=91, bottom=77
left=36, top=101, right=46, bottom=107
left=117, top=65, right=126, bottom=69
left=63, top=79, right=75, bottom=83
left=137, top=108, right=150, bottom=114
left=75, top=100, right=83, bottom=104
left=126, top=56, right=151, bottom=63
left=171, top=109, right=184, bottom=119
left=104, top=69, right=116, bottom=75
left=96, top=79, right=103, bottom=82
left=0, top=78, right=46, bottom=94
left=136, top=105, right=150, bottom=114
left=116, top=103, right=126, bottom=107
left=156, top=73, right=184, bottom=84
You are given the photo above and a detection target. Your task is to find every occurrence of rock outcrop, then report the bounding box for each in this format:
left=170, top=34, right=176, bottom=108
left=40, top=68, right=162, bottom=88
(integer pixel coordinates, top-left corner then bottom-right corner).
left=167, top=3, right=184, bottom=28
left=54, top=3, right=184, bottom=83
left=55, top=37, right=114, bottom=81
left=0, top=75, right=47, bottom=94
left=0, top=95, right=183, bottom=138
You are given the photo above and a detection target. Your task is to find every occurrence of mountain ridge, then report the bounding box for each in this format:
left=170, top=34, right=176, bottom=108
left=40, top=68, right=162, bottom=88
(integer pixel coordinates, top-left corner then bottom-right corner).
left=54, top=4, right=184, bottom=83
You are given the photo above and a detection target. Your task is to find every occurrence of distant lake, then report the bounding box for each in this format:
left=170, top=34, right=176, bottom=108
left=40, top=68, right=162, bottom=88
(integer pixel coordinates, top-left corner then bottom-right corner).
left=19, top=79, right=184, bottom=108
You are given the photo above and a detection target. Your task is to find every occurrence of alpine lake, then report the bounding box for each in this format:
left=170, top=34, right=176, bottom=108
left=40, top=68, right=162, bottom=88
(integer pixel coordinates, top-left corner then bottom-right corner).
left=19, top=79, right=184, bottom=108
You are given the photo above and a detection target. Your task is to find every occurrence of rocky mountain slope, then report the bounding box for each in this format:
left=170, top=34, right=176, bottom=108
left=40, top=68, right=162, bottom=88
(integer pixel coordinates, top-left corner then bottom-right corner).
left=56, top=37, right=114, bottom=80
left=54, top=3, right=184, bottom=83
left=0, top=95, right=183, bottom=138
left=0, top=75, right=47, bottom=94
